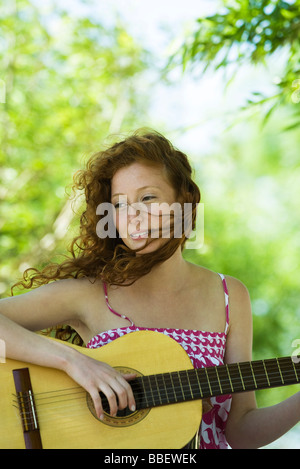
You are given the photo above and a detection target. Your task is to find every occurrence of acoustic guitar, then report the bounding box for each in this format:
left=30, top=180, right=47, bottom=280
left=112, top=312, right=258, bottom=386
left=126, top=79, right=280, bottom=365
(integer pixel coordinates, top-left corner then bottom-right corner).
left=0, top=330, right=299, bottom=449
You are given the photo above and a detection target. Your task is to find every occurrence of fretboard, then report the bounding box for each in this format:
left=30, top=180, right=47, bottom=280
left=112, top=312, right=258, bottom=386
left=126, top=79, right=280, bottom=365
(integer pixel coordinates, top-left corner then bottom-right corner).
left=129, top=356, right=300, bottom=410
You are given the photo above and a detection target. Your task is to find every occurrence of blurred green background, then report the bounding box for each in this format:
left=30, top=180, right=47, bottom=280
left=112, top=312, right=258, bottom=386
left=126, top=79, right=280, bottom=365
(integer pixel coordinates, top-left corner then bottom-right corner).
left=1, top=0, right=299, bottom=448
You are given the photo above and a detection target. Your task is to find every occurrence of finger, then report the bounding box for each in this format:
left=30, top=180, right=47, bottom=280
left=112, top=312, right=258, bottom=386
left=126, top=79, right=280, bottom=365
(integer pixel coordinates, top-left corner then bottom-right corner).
left=123, top=373, right=137, bottom=381
left=89, top=388, right=104, bottom=420
left=108, top=377, right=132, bottom=411
left=99, top=383, right=119, bottom=417
left=121, top=373, right=137, bottom=411
left=104, top=374, right=136, bottom=412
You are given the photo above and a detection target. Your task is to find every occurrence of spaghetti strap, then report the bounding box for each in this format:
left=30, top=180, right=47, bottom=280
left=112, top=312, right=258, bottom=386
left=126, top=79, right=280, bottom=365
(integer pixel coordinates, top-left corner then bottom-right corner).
left=103, top=275, right=229, bottom=333
left=102, top=282, right=135, bottom=326
left=217, top=273, right=230, bottom=334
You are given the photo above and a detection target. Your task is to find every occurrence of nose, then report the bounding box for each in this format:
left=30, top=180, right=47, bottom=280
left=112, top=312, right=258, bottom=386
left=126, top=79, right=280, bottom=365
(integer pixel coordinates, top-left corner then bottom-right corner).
left=127, top=207, right=143, bottom=236
left=127, top=201, right=149, bottom=218
left=127, top=204, right=148, bottom=234
left=127, top=204, right=140, bottom=217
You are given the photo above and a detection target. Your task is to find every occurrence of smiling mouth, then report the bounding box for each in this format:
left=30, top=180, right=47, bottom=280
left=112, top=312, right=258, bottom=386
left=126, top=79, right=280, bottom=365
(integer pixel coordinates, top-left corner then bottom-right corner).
left=130, top=231, right=149, bottom=239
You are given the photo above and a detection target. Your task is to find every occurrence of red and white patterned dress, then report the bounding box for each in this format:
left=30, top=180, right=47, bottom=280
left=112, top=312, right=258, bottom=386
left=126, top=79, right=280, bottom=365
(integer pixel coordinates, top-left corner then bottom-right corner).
left=86, top=273, right=232, bottom=449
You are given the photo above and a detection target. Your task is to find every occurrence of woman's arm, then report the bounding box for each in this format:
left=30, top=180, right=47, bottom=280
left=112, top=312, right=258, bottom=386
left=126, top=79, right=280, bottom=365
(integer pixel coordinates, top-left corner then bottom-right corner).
left=224, top=277, right=300, bottom=448
left=227, top=391, right=300, bottom=449
left=0, top=279, right=136, bottom=419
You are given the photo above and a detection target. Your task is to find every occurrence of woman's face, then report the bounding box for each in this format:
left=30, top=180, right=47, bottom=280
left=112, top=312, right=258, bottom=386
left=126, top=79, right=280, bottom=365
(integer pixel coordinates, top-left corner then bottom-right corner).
left=111, top=162, right=178, bottom=254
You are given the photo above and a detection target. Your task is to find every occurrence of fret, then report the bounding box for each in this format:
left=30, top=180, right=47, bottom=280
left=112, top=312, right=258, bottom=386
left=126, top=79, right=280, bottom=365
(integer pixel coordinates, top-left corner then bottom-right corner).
left=196, top=370, right=204, bottom=398
left=225, top=364, right=234, bottom=393
left=292, top=359, right=300, bottom=382
left=153, top=375, right=163, bottom=404
left=154, top=374, right=162, bottom=405
left=276, top=358, right=284, bottom=384
left=158, top=373, right=169, bottom=404
left=161, top=373, right=176, bottom=404
left=146, top=376, right=156, bottom=406
left=215, top=367, right=222, bottom=393
left=161, top=372, right=185, bottom=403
left=204, top=368, right=212, bottom=395
left=153, top=374, right=169, bottom=406
left=237, top=363, right=245, bottom=390
left=251, top=360, right=269, bottom=389
left=191, top=369, right=204, bottom=398
left=249, top=362, right=257, bottom=388
left=262, top=361, right=271, bottom=387
left=226, top=363, right=245, bottom=393
left=178, top=370, right=193, bottom=400
left=239, top=362, right=257, bottom=390
left=194, top=368, right=211, bottom=398
left=205, top=367, right=222, bottom=395
left=215, top=365, right=234, bottom=394
left=263, top=358, right=292, bottom=388
left=171, top=374, right=178, bottom=402
left=296, top=358, right=300, bottom=380
left=277, top=357, right=299, bottom=385
left=140, top=376, right=150, bottom=408
left=135, top=355, right=300, bottom=411
left=178, top=372, right=185, bottom=400
left=170, top=372, right=184, bottom=402
left=184, top=370, right=194, bottom=399
left=130, top=379, right=145, bottom=410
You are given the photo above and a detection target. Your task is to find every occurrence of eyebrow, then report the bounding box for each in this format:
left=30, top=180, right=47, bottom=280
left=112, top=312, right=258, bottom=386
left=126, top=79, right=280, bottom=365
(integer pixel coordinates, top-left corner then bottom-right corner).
left=111, top=185, right=161, bottom=198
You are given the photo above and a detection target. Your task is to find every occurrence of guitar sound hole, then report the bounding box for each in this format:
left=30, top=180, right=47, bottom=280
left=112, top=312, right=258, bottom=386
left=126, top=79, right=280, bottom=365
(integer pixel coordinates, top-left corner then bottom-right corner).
left=86, top=367, right=151, bottom=427
left=116, top=407, right=134, bottom=417
left=100, top=392, right=135, bottom=417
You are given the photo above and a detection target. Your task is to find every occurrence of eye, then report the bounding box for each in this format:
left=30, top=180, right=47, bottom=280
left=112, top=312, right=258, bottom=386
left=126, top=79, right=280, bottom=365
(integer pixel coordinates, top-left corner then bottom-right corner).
left=142, top=195, right=156, bottom=203
left=114, top=201, right=128, bottom=210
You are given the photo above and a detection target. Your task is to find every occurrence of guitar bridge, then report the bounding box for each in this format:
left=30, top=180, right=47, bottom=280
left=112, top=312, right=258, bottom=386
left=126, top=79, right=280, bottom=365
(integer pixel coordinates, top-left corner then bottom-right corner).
left=13, top=367, right=43, bottom=449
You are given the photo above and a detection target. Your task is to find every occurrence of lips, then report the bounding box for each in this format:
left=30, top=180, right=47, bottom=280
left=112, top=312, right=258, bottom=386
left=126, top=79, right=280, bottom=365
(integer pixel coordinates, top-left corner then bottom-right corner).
left=130, top=230, right=148, bottom=239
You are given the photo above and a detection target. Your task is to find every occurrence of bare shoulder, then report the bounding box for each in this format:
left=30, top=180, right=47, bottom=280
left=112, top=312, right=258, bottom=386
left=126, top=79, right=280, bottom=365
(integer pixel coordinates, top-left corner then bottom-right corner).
left=45, top=277, right=104, bottom=317
left=186, top=262, right=217, bottom=281
left=186, top=262, right=250, bottom=298
left=225, top=275, right=251, bottom=303
left=53, top=276, right=102, bottom=293
left=186, top=262, right=228, bottom=290
left=186, top=263, right=252, bottom=327
left=224, top=275, right=252, bottom=322
left=0, top=277, right=103, bottom=332
left=19, top=276, right=102, bottom=306
left=44, top=276, right=102, bottom=296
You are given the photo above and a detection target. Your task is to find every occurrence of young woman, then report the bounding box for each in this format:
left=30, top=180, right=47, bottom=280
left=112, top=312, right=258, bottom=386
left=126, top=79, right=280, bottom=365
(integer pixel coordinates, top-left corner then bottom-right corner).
left=0, top=130, right=299, bottom=449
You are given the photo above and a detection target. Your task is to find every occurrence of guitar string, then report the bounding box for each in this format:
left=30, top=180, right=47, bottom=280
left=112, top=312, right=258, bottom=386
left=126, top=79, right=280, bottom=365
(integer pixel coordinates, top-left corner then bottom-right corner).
left=10, top=401, right=99, bottom=432
left=15, top=366, right=298, bottom=411
left=12, top=367, right=299, bottom=426
left=13, top=375, right=300, bottom=432
left=17, top=355, right=300, bottom=394
left=13, top=375, right=299, bottom=430
left=11, top=356, right=296, bottom=440
left=13, top=364, right=299, bottom=409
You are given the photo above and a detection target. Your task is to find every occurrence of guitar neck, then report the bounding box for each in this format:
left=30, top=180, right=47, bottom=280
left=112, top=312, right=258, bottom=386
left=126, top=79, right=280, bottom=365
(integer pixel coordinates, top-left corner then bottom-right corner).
left=130, top=356, right=300, bottom=410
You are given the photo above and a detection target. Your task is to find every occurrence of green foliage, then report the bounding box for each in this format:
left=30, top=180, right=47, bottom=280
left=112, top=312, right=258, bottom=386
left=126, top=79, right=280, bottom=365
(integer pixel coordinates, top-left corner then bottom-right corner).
left=183, top=113, right=300, bottom=407
left=0, top=0, right=299, bottom=418
left=0, top=0, right=150, bottom=295
left=170, top=0, right=300, bottom=128
left=169, top=2, right=300, bottom=409
left=180, top=1, right=300, bottom=66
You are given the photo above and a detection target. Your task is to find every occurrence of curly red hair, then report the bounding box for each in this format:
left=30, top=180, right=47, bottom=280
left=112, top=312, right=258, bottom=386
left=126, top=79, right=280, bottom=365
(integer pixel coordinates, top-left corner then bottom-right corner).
left=12, top=130, right=201, bottom=344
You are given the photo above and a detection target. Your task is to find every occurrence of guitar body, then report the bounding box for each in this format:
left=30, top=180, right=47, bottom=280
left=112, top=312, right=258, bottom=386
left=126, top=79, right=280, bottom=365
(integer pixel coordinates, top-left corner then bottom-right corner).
left=0, top=331, right=202, bottom=449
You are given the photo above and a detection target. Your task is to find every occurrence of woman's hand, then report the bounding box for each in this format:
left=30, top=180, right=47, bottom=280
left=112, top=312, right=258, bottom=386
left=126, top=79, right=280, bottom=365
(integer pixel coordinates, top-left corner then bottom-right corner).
left=64, top=351, right=136, bottom=420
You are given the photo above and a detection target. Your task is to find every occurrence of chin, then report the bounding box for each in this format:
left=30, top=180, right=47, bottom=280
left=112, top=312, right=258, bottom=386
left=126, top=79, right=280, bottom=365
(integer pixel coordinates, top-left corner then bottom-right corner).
left=125, top=237, right=166, bottom=255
